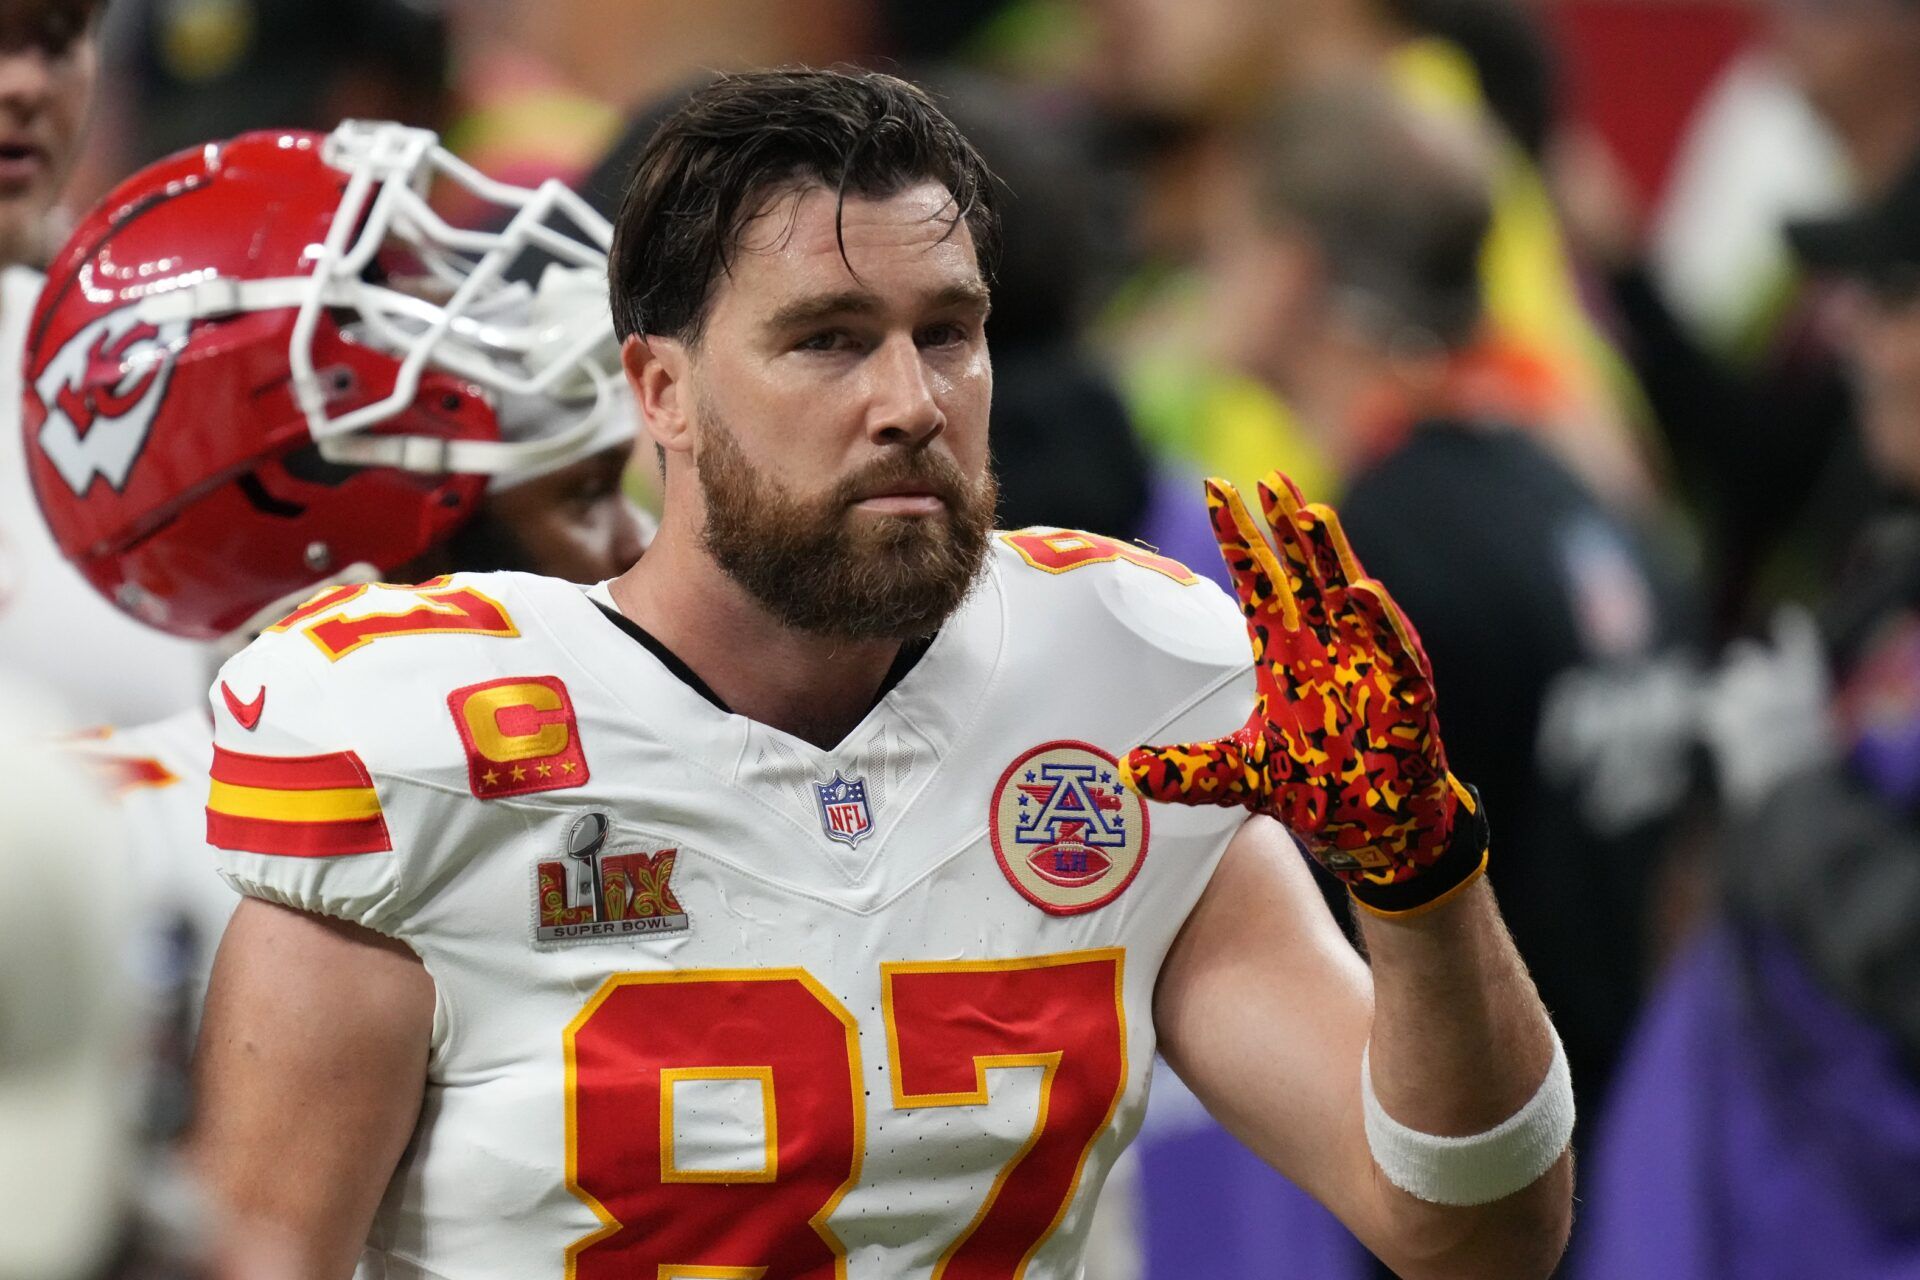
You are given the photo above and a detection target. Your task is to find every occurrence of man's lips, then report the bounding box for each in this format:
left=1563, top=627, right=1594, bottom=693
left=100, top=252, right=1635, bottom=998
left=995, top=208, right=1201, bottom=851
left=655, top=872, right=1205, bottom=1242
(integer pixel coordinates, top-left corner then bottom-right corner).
left=0, top=141, right=48, bottom=192
left=852, top=490, right=946, bottom=516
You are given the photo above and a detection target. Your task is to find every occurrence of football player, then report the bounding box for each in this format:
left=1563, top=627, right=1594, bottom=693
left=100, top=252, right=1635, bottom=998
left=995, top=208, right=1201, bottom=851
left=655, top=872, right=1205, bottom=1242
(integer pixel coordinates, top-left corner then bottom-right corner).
left=0, top=0, right=218, bottom=726
left=27, top=122, right=650, bottom=1016
left=183, top=72, right=1572, bottom=1278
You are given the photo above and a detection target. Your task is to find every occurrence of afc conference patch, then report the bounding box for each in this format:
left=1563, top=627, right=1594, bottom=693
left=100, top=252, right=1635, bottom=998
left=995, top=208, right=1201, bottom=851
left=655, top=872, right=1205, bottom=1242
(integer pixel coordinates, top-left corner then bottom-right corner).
left=814, top=771, right=874, bottom=847
left=990, top=741, right=1149, bottom=915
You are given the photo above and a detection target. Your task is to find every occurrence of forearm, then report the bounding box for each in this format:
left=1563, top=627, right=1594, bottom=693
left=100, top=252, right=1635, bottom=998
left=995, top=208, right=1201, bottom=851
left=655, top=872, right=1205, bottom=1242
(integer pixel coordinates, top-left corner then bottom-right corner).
left=1354, top=877, right=1572, bottom=1279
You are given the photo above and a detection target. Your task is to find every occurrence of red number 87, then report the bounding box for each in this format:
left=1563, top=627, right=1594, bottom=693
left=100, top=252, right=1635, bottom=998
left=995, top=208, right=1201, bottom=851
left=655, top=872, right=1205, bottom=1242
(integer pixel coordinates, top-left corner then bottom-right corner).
left=564, top=950, right=1127, bottom=1279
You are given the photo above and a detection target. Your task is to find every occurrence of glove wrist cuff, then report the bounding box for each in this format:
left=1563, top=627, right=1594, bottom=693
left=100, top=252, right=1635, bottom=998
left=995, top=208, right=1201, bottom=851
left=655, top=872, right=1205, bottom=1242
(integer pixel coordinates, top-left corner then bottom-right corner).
left=1348, top=781, right=1490, bottom=920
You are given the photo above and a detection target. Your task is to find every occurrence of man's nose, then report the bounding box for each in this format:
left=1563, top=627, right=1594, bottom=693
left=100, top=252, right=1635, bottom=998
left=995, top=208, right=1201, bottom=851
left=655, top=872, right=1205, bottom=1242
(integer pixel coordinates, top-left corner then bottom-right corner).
left=0, top=49, right=55, bottom=117
left=864, top=333, right=944, bottom=446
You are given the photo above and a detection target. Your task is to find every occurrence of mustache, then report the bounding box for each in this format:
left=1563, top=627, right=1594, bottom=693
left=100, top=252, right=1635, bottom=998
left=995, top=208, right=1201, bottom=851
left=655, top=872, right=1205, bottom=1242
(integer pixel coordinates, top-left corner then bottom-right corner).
left=832, top=449, right=976, bottom=509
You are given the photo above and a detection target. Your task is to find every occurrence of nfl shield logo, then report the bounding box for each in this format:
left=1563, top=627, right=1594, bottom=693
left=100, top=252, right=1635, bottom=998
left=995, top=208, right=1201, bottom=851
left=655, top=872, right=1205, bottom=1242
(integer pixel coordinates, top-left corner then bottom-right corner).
left=814, top=772, right=874, bottom=847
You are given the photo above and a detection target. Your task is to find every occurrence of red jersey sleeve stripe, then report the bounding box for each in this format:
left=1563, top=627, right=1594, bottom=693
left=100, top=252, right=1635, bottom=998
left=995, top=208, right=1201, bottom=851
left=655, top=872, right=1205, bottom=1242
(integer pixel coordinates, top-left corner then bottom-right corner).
left=210, top=745, right=375, bottom=791
left=205, top=810, right=393, bottom=857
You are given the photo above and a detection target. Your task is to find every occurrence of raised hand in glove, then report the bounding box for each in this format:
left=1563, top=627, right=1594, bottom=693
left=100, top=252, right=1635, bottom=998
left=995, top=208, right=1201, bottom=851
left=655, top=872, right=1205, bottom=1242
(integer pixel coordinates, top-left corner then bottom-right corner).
left=1121, top=471, right=1489, bottom=917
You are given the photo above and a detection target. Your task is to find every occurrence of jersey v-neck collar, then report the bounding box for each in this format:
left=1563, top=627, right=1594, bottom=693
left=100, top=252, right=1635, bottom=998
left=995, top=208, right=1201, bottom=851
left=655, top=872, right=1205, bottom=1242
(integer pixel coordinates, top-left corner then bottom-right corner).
left=588, top=599, right=935, bottom=721
left=559, top=570, right=1007, bottom=777
left=518, top=567, right=1006, bottom=893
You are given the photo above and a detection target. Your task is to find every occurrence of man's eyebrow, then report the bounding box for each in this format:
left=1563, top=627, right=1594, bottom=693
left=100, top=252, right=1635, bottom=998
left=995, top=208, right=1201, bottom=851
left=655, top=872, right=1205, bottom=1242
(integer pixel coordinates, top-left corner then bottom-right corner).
left=929, top=281, right=993, bottom=314
left=765, top=291, right=883, bottom=331
left=765, top=281, right=992, bottom=332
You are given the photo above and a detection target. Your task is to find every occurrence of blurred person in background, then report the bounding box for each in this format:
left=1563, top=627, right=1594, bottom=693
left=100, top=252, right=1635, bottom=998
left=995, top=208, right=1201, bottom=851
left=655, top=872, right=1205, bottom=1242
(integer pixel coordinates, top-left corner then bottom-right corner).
left=1213, top=68, right=1695, bottom=1143
left=1575, top=151, right=1920, bottom=1280
left=0, top=0, right=212, bottom=728
left=1557, top=0, right=1920, bottom=634
left=1074, top=0, right=1657, bottom=518
left=0, top=683, right=285, bottom=1280
left=1157, top=75, right=1696, bottom=1278
left=0, top=0, right=96, bottom=267
left=33, top=121, right=647, bottom=1020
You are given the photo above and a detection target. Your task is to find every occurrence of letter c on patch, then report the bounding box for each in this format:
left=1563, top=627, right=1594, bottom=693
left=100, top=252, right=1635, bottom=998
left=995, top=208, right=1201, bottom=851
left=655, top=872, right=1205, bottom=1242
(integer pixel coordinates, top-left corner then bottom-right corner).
left=462, top=681, right=570, bottom=761
left=447, top=675, right=590, bottom=798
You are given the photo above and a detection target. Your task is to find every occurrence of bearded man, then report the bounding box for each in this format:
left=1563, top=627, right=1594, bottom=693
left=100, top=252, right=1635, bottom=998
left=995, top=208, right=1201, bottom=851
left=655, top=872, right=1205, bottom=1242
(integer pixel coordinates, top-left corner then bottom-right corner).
left=190, top=69, right=1573, bottom=1280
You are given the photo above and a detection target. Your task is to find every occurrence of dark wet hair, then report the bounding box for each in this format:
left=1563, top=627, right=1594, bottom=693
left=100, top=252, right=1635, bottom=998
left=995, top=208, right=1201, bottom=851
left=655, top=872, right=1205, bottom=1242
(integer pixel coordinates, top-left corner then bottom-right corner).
left=0, top=0, right=107, bottom=54
left=608, top=66, right=999, bottom=345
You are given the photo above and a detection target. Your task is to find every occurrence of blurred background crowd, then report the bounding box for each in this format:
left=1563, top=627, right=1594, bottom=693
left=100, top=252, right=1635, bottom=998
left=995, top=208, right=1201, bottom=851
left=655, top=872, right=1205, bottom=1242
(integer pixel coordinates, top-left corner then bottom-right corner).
left=6, top=0, right=1920, bottom=1275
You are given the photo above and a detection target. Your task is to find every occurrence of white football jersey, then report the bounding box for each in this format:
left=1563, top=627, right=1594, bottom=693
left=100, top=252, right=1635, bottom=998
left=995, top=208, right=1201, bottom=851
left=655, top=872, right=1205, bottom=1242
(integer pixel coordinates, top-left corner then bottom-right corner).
left=207, top=533, right=1254, bottom=1279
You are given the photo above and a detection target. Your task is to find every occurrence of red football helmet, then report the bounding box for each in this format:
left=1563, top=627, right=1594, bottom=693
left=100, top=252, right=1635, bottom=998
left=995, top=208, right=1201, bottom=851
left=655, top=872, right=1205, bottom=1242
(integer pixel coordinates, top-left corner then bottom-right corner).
left=24, top=122, right=628, bottom=640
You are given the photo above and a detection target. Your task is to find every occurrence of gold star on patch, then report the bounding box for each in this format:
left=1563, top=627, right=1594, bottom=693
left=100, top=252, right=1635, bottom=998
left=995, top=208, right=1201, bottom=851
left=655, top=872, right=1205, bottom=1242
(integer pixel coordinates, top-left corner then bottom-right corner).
left=536, top=763, right=552, bottom=778
left=481, top=768, right=500, bottom=787
left=510, top=765, right=527, bottom=782
left=561, top=761, right=576, bottom=774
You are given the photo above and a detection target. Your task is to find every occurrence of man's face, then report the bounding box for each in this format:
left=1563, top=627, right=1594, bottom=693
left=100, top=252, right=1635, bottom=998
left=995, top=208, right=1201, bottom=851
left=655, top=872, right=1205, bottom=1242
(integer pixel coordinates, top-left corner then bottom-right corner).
left=443, top=445, right=651, bottom=584
left=0, top=0, right=97, bottom=268
left=674, top=180, right=997, bottom=639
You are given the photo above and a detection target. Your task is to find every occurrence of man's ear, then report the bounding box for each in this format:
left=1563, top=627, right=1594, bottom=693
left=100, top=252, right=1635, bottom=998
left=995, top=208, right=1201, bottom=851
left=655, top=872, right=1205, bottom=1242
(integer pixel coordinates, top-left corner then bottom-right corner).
left=623, top=334, right=694, bottom=456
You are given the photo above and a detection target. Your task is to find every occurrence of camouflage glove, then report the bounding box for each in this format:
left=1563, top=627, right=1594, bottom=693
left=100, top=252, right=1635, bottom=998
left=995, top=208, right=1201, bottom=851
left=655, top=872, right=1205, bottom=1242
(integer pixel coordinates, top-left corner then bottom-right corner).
left=1122, top=472, right=1489, bottom=917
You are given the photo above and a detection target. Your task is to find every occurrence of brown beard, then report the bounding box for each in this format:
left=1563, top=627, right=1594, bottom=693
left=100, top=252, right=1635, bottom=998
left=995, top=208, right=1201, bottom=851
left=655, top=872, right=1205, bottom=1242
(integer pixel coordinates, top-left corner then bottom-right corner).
left=695, top=405, right=997, bottom=641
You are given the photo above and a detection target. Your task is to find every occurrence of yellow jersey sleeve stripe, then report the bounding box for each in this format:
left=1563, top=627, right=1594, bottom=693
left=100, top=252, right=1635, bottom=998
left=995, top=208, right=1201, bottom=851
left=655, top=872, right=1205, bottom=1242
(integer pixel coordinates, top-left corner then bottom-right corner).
left=206, top=779, right=384, bottom=824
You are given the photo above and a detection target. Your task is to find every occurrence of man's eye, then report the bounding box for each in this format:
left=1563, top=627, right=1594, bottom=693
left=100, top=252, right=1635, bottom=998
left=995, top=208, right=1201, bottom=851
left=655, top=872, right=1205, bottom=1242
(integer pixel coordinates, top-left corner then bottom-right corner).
left=796, top=331, right=855, bottom=353
left=918, top=323, right=967, bottom=348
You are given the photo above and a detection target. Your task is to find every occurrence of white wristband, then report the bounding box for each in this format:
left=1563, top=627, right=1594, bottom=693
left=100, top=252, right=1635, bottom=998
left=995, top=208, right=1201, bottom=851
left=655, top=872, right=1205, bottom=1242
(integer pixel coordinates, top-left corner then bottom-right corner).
left=1360, top=1031, right=1574, bottom=1206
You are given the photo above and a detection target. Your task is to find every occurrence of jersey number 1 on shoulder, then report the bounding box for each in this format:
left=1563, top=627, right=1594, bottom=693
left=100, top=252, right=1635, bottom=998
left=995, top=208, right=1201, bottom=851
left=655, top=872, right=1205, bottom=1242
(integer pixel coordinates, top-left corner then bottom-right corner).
left=565, top=950, right=1126, bottom=1279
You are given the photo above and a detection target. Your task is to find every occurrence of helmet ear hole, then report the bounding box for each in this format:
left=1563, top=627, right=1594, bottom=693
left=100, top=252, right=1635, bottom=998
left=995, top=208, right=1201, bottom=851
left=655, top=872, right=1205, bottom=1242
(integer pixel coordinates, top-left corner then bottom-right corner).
left=235, top=472, right=305, bottom=518
left=281, top=445, right=359, bottom=488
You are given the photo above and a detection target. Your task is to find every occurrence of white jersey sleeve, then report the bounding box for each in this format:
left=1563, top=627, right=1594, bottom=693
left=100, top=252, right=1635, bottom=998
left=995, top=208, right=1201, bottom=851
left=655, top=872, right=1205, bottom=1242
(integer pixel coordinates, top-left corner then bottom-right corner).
left=204, top=575, right=539, bottom=936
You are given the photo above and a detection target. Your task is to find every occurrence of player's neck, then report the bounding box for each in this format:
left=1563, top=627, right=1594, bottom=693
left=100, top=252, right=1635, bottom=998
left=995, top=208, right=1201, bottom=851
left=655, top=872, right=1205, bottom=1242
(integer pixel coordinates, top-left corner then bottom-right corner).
left=607, top=527, right=906, bottom=750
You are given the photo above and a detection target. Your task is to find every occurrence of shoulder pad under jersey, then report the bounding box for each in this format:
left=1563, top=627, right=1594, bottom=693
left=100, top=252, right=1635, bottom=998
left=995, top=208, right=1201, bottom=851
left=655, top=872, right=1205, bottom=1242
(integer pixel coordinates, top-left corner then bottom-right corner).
left=989, top=529, right=1253, bottom=743
left=203, top=571, right=585, bottom=933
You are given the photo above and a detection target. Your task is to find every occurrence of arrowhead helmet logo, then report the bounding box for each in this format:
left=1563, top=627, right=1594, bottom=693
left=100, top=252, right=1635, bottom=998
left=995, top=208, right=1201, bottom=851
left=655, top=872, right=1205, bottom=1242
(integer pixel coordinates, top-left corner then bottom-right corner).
left=32, top=306, right=190, bottom=496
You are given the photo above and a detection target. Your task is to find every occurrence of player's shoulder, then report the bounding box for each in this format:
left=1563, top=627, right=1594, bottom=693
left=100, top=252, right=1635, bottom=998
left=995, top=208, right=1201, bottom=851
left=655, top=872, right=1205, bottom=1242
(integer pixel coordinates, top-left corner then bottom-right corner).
left=206, top=571, right=595, bottom=934
left=219, top=571, right=588, bottom=735
left=211, top=568, right=605, bottom=816
left=989, top=527, right=1247, bottom=674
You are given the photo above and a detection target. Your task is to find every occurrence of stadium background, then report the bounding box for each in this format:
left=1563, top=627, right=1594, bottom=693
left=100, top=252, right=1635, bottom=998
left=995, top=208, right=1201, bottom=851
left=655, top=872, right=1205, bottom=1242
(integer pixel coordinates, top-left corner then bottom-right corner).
left=14, top=0, right=1920, bottom=1275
